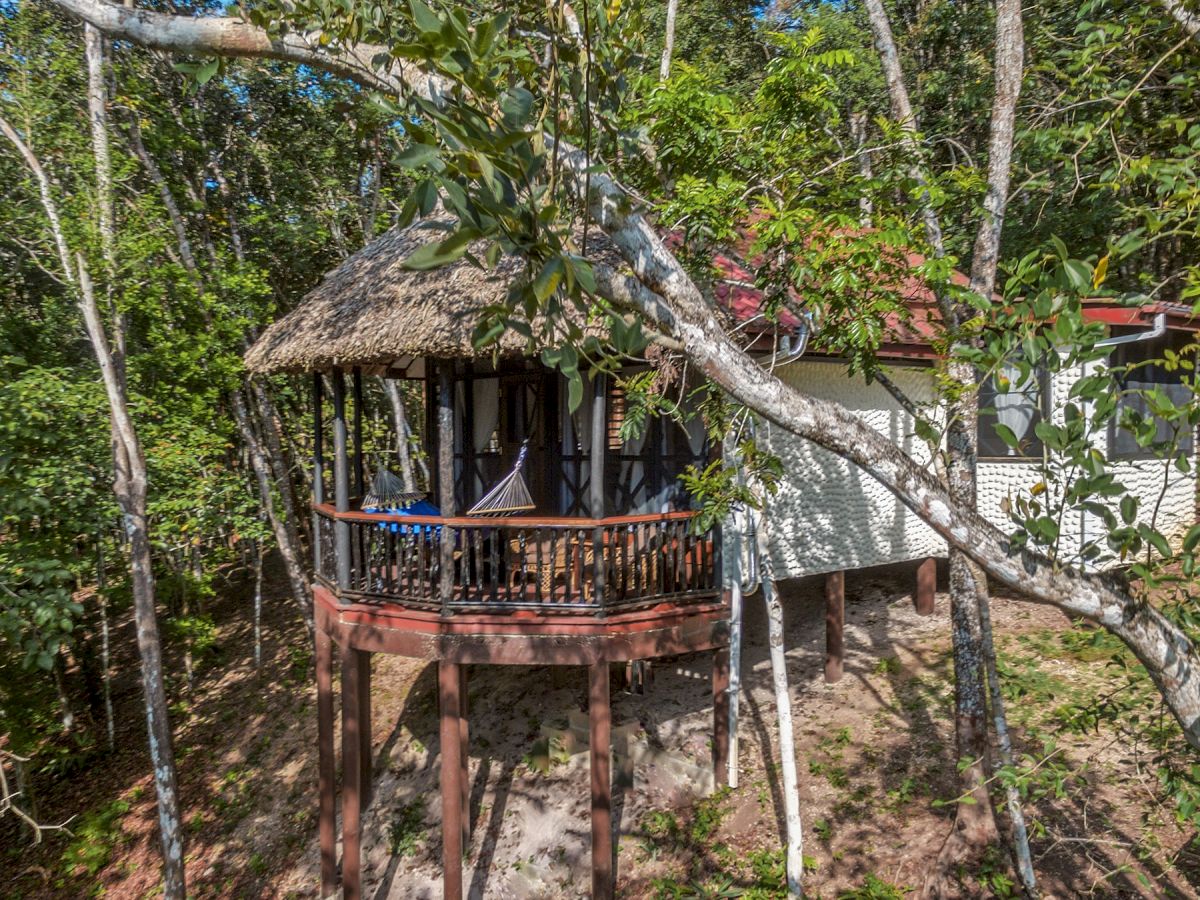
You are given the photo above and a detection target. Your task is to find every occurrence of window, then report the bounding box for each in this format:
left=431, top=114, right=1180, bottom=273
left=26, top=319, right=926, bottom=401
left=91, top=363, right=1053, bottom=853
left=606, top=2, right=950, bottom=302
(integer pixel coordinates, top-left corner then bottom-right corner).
left=1109, top=335, right=1195, bottom=459
left=977, top=363, right=1046, bottom=460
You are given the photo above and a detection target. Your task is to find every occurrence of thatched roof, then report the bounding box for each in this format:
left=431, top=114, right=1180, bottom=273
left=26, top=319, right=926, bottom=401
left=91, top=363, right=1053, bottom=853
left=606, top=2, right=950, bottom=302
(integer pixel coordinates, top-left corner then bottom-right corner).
left=244, top=214, right=619, bottom=374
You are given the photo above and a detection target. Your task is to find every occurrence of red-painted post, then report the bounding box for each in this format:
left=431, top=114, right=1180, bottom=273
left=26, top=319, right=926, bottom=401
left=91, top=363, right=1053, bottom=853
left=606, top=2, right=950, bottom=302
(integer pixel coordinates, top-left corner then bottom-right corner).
left=590, top=660, right=613, bottom=900
left=914, top=557, right=937, bottom=616
left=340, top=644, right=362, bottom=900
left=439, top=660, right=464, bottom=900
left=825, top=570, right=845, bottom=684
left=315, top=628, right=336, bottom=898
left=358, top=650, right=372, bottom=809
left=712, top=647, right=730, bottom=786
left=459, top=664, right=469, bottom=847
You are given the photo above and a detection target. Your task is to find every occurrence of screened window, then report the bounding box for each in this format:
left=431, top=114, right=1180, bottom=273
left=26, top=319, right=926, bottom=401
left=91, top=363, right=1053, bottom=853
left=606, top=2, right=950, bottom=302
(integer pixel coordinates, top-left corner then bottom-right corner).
left=978, top=363, right=1046, bottom=460
left=1109, top=336, right=1195, bottom=459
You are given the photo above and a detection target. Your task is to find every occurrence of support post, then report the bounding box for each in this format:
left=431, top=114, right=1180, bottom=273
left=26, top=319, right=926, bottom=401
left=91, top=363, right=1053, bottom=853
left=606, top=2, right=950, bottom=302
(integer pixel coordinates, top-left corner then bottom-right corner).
left=437, top=365, right=455, bottom=616
left=439, top=660, right=464, bottom=900
left=914, top=556, right=936, bottom=616
left=313, top=374, right=324, bottom=575
left=589, top=659, right=613, bottom=900
left=713, top=645, right=730, bottom=787
left=315, top=628, right=336, bottom=898
left=358, top=650, right=372, bottom=809
left=331, top=371, right=351, bottom=591
left=340, top=643, right=362, bottom=900
left=825, top=570, right=845, bottom=684
left=459, top=664, right=470, bottom=847
left=352, top=367, right=365, bottom=497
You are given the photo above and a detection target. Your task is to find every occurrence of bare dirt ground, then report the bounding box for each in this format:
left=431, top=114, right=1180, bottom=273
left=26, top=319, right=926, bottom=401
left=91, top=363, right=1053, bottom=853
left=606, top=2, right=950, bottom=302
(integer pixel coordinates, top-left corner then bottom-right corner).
left=4, top=558, right=1198, bottom=898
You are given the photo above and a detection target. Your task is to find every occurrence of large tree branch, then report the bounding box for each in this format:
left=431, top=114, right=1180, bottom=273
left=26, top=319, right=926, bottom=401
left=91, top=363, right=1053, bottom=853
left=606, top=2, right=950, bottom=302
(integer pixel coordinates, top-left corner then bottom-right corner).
left=54, top=0, right=1200, bottom=749
left=1159, top=0, right=1200, bottom=41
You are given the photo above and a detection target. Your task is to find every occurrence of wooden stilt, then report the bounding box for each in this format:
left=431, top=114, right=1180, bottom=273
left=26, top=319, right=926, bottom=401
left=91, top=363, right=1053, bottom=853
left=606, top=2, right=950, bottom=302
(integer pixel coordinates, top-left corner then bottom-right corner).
left=914, top=556, right=936, bottom=616
left=439, top=660, right=464, bottom=900
left=825, top=570, right=845, bottom=684
left=340, top=644, right=362, bottom=900
left=712, top=646, right=730, bottom=787
left=459, top=663, right=469, bottom=847
left=357, top=650, right=372, bottom=809
left=589, top=659, right=613, bottom=900
left=315, top=628, right=336, bottom=898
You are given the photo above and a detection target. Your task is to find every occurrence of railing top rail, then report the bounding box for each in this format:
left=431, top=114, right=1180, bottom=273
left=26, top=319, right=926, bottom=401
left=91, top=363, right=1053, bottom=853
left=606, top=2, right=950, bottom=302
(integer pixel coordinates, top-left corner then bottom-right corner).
left=312, top=502, right=701, bottom=529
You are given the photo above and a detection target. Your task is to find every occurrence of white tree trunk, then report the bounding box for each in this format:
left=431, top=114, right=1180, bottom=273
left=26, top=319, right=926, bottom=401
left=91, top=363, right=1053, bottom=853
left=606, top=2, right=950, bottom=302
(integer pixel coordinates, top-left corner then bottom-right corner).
left=253, top=539, right=264, bottom=671
left=756, top=522, right=803, bottom=896
left=659, top=0, right=678, bottom=81
left=383, top=378, right=417, bottom=493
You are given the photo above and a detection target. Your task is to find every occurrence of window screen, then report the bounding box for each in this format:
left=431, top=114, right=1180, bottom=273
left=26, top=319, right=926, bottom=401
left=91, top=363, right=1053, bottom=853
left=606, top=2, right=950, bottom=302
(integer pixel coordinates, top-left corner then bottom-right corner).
left=1109, top=336, right=1195, bottom=459
left=978, top=363, right=1045, bottom=460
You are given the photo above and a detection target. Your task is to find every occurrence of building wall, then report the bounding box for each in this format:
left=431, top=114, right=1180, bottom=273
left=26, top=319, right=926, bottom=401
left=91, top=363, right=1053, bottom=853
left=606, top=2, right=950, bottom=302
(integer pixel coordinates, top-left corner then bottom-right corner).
left=764, top=359, right=946, bottom=579
left=766, top=357, right=1196, bottom=579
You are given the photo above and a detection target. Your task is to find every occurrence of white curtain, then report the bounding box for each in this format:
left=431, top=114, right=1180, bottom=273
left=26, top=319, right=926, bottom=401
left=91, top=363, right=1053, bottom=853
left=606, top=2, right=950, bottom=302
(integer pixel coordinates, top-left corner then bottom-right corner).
left=622, top=425, right=649, bottom=512
left=993, top=362, right=1037, bottom=456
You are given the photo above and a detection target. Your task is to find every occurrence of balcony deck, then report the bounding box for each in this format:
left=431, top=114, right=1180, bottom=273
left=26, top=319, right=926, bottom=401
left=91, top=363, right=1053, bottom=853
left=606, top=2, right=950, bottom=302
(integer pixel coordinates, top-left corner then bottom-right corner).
left=314, top=503, right=723, bottom=616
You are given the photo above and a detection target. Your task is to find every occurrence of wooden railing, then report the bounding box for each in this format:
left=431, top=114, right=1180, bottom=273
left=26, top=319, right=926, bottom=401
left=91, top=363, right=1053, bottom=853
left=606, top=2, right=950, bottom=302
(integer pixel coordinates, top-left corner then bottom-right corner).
left=312, top=504, right=721, bottom=614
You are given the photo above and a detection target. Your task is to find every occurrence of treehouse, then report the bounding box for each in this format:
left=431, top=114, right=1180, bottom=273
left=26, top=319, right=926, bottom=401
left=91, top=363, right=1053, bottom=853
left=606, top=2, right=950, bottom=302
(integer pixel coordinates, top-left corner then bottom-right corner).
left=244, top=215, right=733, bottom=900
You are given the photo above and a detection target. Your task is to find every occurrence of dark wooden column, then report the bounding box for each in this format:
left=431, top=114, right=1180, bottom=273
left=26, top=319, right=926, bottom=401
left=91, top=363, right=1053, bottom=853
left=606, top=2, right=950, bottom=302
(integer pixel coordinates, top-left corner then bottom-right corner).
left=825, top=570, right=845, bottom=684
left=312, top=374, right=325, bottom=575
left=352, top=367, right=365, bottom=496
left=331, top=371, right=351, bottom=591
left=437, top=364, right=455, bottom=617
left=589, top=659, right=613, bottom=900
left=590, top=374, right=607, bottom=607
left=340, top=643, right=362, bottom=900
left=459, top=664, right=470, bottom=846
left=357, top=650, right=372, bottom=809
left=914, top=557, right=937, bottom=616
left=315, top=628, right=336, bottom=898
left=439, top=659, right=464, bottom=900
left=712, top=646, right=730, bottom=787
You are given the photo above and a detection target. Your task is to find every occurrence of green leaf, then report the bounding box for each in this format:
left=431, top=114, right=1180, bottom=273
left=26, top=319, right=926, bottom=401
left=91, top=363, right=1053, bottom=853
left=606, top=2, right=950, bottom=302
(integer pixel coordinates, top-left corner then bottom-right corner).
left=993, top=423, right=1020, bottom=449
left=402, top=230, right=473, bottom=270
left=395, top=143, right=439, bottom=169
left=409, top=0, right=442, bottom=35
left=195, top=58, right=220, bottom=85
left=532, top=257, right=564, bottom=302
left=1120, top=494, right=1137, bottom=525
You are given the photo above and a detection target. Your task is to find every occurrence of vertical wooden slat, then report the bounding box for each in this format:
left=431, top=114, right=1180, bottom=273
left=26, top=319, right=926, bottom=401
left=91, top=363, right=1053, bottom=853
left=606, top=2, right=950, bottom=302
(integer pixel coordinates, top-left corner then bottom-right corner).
left=825, top=570, right=845, bottom=684
left=315, top=628, right=335, bottom=898
left=439, top=660, right=464, bottom=900
left=590, top=659, right=613, bottom=900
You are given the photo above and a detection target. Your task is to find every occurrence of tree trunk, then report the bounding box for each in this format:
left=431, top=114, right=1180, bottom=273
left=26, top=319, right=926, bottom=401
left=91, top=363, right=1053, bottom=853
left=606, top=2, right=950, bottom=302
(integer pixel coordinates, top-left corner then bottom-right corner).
left=382, top=378, right=417, bottom=493
left=253, top=538, right=264, bottom=671
left=757, top=513, right=803, bottom=895
left=659, top=0, right=679, bottom=81
left=231, top=388, right=313, bottom=629
left=79, top=260, right=186, bottom=900
left=96, top=533, right=115, bottom=752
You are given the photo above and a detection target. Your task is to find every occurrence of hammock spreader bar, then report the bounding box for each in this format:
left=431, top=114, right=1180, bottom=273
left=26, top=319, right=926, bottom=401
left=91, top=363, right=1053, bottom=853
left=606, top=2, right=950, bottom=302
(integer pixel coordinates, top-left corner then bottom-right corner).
left=467, top=440, right=535, bottom=516
left=363, top=465, right=424, bottom=510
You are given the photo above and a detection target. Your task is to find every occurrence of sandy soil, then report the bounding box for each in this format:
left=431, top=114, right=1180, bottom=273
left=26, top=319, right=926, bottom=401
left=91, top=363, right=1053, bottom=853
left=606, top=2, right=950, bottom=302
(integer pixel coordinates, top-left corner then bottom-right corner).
left=4, top=558, right=1197, bottom=898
